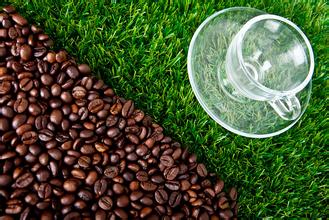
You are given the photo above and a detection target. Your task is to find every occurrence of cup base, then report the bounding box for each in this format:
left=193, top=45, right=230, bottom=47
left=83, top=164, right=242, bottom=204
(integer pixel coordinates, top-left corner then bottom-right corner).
left=188, top=7, right=312, bottom=138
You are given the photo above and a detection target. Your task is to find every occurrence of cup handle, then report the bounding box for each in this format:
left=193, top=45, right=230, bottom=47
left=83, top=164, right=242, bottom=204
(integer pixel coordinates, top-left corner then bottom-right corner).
left=268, top=95, right=301, bottom=121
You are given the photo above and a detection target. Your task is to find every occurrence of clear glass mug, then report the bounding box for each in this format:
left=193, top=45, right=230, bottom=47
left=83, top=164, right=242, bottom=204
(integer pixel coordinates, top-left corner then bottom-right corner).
left=225, top=14, right=314, bottom=120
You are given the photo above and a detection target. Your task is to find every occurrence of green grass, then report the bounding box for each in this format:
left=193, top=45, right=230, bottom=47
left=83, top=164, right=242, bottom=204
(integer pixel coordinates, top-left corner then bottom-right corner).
left=2, top=0, right=328, bottom=218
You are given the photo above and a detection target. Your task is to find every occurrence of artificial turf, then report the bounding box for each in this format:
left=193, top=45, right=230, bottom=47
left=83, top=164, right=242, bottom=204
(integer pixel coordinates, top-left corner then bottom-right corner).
left=2, top=0, right=328, bottom=218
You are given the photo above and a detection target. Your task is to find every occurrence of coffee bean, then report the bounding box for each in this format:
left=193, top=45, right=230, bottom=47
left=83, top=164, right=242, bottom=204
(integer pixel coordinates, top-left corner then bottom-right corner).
left=20, top=44, right=32, bottom=61
left=104, top=166, right=119, bottom=179
left=72, top=86, right=87, bottom=99
left=98, top=196, right=113, bottom=210
left=66, top=65, right=79, bottom=79
left=116, top=194, right=129, bottom=207
left=80, top=129, right=94, bottom=138
left=0, top=117, right=9, bottom=131
left=140, top=207, right=152, bottom=218
left=155, top=189, right=168, bottom=204
left=0, top=80, right=11, bottom=94
left=63, top=179, right=80, bottom=192
left=88, top=99, right=104, bottom=113
left=14, top=98, right=28, bottom=113
left=94, top=179, right=107, bottom=196
left=160, top=155, right=174, bottom=167
left=78, top=156, right=91, bottom=168
left=164, top=166, right=179, bottom=180
left=21, top=131, right=38, bottom=144
left=169, top=191, right=182, bottom=207
left=19, top=78, right=33, bottom=91
left=37, top=183, right=52, bottom=199
left=50, top=109, right=63, bottom=125
left=136, top=171, right=148, bottom=182
left=15, top=172, right=34, bottom=188
left=0, top=174, right=12, bottom=186
left=165, top=181, right=180, bottom=191
left=11, top=13, right=28, bottom=26
left=122, top=100, right=134, bottom=118
left=5, top=199, right=23, bottom=214
left=197, top=164, right=208, bottom=177
left=140, top=181, right=157, bottom=192
left=228, top=187, right=237, bottom=201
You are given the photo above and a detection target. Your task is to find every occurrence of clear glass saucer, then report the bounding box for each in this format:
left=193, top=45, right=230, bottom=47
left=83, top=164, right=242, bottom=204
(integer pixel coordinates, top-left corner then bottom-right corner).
left=187, top=7, right=312, bottom=138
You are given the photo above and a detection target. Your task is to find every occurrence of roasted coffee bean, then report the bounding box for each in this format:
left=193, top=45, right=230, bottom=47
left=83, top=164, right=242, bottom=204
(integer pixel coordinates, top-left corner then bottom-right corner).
left=104, top=166, right=119, bottom=178
left=155, top=188, right=168, bottom=204
left=15, top=172, right=34, bottom=188
left=94, top=179, right=108, bottom=196
left=88, top=99, right=104, bottom=113
left=72, top=86, right=87, bottom=99
left=169, top=191, right=182, bottom=207
left=165, top=181, right=180, bottom=191
left=160, top=155, right=174, bottom=167
left=37, top=183, right=52, bottom=199
left=164, top=166, right=179, bottom=180
left=197, top=163, right=208, bottom=177
left=136, top=171, right=148, bottom=182
left=140, top=181, right=157, bottom=192
left=98, top=196, right=113, bottom=210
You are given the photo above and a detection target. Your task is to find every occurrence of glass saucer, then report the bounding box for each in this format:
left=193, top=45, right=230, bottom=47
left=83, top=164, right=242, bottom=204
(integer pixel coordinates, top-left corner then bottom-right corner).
left=187, top=7, right=312, bottom=138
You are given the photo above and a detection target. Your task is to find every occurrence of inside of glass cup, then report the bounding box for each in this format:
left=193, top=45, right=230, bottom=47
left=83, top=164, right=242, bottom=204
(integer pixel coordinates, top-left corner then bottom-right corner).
left=237, top=15, right=314, bottom=93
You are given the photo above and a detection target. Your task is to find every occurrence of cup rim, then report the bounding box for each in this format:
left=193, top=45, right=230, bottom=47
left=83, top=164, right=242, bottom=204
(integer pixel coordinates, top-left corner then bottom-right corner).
left=236, top=14, right=315, bottom=96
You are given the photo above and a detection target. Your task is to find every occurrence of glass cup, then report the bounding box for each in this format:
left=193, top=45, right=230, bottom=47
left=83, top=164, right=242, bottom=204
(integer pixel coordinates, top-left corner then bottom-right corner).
left=225, top=14, right=314, bottom=120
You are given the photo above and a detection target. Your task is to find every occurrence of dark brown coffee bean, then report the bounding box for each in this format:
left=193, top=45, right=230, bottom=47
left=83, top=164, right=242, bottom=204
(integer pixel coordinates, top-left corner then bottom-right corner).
left=219, top=209, right=233, bottom=219
left=0, top=80, right=11, bottom=94
left=136, top=171, right=148, bottom=182
left=72, top=86, right=86, bottom=99
left=104, top=166, right=119, bottom=178
left=38, top=129, right=53, bottom=141
left=15, top=172, right=34, bottom=188
left=80, top=129, right=94, bottom=138
left=60, top=91, right=73, bottom=103
left=11, top=13, right=28, bottom=26
left=114, top=208, right=128, bottom=219
left=28, top=103, right=42, bottom=116
left=107, top=127, right=120, bottom=138
left=160, top=155, right=174, bottom=167
left=140, top=207, right=152, bottom=218
left=5, top=199, right=23, bottom=214
left=21, top=131, right=38, bottom=144
left=14, top=98, right=28, bottom=113
left=169, top=191, right=182, bottom=207
left=98, top=196, right=113, bottom=210
left=197, top=164, right=208, bottom=177
left=122, top=100, right=134, bottom=118
left=66, top=65, right=79, bottom=79
left=20, top=44, right=32, bottom=61
left=140, top=181, right=157, bottom=192
left=37, top=183, right=52, bottom=199
left=0, top=117, right=9, bottom=131
left=116, top=194, right=129, bottom=207
left=94, top=179, right=108, bottom=196
left=78, top=189, right=93, bottom=201
left=0, top=174, right=12, bottom=186
left=50, top=109, right=63, bottom=125
left=155, top=188, right=168, bottom=204
left=78, top=64, right=91, bottom=75
left=78, top=156, right=91, bottom=168
left=63, top=179, right=80, bottom=192
left=228, top=187, right=237, bottom=201
left=164, top=166, right=179, bottom=180
left=165, top=180, right=180, bottom=191
left=71, top=168, right=86, bottom=179
left=88, top=99, right=104, bottom=113
left=19, top=78, right=33, bottom=91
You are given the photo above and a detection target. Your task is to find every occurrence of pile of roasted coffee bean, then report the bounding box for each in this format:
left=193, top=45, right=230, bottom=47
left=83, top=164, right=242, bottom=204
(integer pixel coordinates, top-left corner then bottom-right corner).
left=0, top=5, right=238, bottom=220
